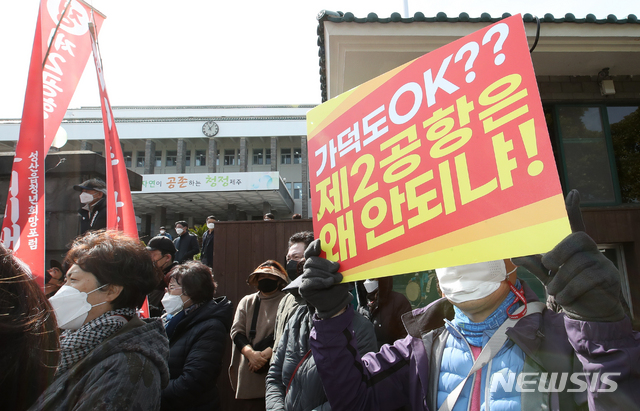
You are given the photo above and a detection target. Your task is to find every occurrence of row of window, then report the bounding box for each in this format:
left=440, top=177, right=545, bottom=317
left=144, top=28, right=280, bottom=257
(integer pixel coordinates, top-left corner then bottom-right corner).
left=122, top=148, right=303, bottom=168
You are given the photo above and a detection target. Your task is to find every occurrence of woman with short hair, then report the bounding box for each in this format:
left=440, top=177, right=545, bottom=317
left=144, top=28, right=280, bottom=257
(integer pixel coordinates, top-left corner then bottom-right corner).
left=33, top=230, right=169, bottom=411
left=161, top=261, right=233, bottom=411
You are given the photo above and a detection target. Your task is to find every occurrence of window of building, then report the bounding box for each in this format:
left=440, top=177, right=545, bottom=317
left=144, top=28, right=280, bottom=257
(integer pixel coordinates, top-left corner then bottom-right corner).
left=253, top=148, right=264, bottom=164
left=185, top=150, right=191, bottom=167
left=285, top=182, right=292, bottom=194
left=216, top=150, right=219, bottom=166
left=607, top=106, right=640, bottom=203
left=166, top=150, right=177, bottom=167
left=265, top=148, right=271, bottom=165
left=293, top=182, right=302, bottom=199
left=195, top=150, right=206, bottom=166
left=294, top=148, right=302, bottom=164
left=155, top=150, right=162, bottom=167
left=281, top=148, right=291, bottom=164
left=123, top=151, right=132, bottom=168
left=136, top=151, right=145, bottom=168
left=224, top=149, right=235, bottom=166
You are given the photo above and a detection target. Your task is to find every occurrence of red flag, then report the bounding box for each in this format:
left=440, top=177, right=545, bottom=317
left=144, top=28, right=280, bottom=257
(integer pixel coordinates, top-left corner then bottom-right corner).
left=1, top=1, right=106, bottom=286
left=89, top=24, right=138, bottom=239
left=42, top=0, right=105, bottom=148
left=1, top=6, right=46, bottom=282
left=138, top=296, right=150, bottom=319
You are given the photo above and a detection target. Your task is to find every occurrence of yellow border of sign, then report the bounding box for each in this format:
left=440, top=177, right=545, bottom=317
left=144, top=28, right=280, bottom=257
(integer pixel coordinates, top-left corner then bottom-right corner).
left=340, top=193, right=571, bottom=282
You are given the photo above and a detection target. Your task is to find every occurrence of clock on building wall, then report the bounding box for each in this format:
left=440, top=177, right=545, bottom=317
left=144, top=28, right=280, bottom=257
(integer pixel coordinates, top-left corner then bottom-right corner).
left=202, top=121, right=219, bottom=137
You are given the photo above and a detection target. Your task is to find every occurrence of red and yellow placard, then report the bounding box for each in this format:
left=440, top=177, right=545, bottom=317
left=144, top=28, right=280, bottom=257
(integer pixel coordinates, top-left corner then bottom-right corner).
left=307, top=15, right=571, bottom=282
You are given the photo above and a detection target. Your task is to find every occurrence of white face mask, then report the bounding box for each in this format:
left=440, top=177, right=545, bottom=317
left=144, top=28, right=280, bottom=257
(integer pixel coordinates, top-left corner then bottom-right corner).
left=436, top=260, right=516, bottom=304
left=48, top=284, right=109, bottom=330
left=159, top=230, right=165, bottom=234
left=175, top=228, right=184, bottom=235
left=162, top=293, right=185, bottom=315
left=363, top=279, right=379, bottom=293
left=79, top=192, right=94, bottom=204
left=207, top=223, right=215, bottom=229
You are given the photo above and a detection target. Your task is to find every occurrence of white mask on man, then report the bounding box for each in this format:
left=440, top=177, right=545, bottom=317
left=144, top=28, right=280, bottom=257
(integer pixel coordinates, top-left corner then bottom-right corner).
left=435, top=260, right=515, bottom=304
left=159, top=230, right=166, bottom=234
left=175, top=228, right=184, bottom=235
left=48, top=284, right=109, bottom=329
left=79, top=192, right=94, bottom=204
left=207, top=223, right=215, bottom=229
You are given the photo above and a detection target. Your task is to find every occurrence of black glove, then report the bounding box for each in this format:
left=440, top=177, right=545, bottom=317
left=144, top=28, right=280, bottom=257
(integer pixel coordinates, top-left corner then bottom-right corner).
left=512, top=190, right=625, bottom=322
left=299, top=239, right=353, bottom=319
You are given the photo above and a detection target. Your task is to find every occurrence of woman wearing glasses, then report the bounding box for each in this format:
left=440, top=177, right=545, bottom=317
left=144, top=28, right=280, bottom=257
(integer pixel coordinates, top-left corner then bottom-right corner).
left=160, top=261, right=233, bottom=411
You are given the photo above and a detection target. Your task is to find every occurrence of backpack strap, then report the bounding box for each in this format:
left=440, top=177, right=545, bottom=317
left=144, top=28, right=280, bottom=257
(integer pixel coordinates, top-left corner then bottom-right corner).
left=287, top=350, right=312, bottom=394
left=249, top=296, right=261, bottom=341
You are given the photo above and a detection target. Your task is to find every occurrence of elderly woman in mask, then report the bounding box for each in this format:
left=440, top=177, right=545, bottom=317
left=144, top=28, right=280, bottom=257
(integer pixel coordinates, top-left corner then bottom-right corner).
left=34, top=231, right=169, bottom=411
left=229, top=260, right=288, bottom=410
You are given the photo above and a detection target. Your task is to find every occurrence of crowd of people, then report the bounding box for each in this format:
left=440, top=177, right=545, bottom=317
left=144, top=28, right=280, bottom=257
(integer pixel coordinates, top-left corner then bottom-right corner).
left=1, top=189, right=639, bottom=411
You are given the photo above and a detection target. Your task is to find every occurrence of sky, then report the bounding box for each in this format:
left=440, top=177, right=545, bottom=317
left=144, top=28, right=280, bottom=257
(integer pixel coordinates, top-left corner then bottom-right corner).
left=0, top=0, right=637, bottom=119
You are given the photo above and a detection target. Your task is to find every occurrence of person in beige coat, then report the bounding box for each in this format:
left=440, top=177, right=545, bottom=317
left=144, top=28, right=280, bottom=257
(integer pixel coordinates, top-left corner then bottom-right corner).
left=229, top=260, right=288, bottom=411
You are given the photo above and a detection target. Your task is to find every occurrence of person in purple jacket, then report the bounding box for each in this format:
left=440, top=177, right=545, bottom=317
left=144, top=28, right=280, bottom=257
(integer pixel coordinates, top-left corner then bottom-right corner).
left=298, top=190, right=640, bottom=411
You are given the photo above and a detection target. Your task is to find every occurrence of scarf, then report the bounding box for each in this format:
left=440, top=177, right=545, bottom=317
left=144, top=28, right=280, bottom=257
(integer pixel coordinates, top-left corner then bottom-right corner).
left=452, top=280, right=522, bottom=347
left=56, top=307, right=136, bottom=376
left=165, top=302, right=203, bottom=339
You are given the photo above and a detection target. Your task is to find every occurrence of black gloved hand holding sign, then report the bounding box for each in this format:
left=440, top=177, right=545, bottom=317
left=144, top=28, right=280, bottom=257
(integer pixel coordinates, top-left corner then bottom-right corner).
left=512, top=190, right=625, bottom=322
left=299, top=239, right=353, bottom=319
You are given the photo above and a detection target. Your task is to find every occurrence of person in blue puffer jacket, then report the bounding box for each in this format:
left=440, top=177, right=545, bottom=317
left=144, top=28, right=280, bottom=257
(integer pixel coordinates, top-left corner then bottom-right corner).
left=298, top=190, right=640, bottom=411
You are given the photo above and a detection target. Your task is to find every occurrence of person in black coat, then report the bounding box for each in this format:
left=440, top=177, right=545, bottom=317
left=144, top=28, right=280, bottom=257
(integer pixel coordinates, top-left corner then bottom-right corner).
left=161, top=261, right=233, bottom=411
left=200, top=215, right=216, bottom=268
left=172, top=221, right=200, bottom=263
left=73, top=178, right=107, bottom=234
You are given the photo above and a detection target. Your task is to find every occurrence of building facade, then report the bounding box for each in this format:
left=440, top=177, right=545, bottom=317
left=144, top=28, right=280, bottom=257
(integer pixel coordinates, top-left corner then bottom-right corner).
left=0, top=105, right=315, bottom=237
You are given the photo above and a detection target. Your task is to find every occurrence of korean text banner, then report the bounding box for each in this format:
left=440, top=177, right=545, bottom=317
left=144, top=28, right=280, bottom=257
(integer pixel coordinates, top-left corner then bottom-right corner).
left=1, top=5, right=46, bottom=281
left=42, top=0, right=105, bottom=148
left=307, top=15, right=571, bottom=282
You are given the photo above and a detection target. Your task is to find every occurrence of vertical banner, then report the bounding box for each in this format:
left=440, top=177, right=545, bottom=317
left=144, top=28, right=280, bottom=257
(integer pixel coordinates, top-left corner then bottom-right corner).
left=1, top=0, right=106, bottom=285
left=42, top=0, right=105, bottom=148
left=89, top=24, right=139, bottom=240
left=306, top=15, right=571, bottom=282
left=1, top=6, right=46, bottom=281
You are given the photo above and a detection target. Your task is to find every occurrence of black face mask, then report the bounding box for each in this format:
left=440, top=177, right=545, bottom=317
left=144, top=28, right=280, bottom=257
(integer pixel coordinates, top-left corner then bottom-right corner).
left=286, top=259, right=303, bottom=281
left=258, top=279, right=279, bottom=293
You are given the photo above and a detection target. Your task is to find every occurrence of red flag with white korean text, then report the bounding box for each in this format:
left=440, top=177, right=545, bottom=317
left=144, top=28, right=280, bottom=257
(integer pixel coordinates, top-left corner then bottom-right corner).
left=41, top=0, right=105, bottom=147
left=1, top=6, right=46, bottom=281
left=1, top=0, right=105, bottom=285
left=89, top=25, right=139, bottom=240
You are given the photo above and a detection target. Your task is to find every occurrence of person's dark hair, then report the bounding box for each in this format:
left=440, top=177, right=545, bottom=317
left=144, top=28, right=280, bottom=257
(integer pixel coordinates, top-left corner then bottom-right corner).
left=292, top=214, right=302, bottom=219
left=288, top=231, right=314, bottom=249
left=65, top=230, right=161, bottom=309
left=0, top=244, right=59, bottom=410
left=175, top=220, right=188, bottom=228
left=206, top=215, right=216, bottom=221
left=264, top=213, right=274, bottom=220
left=168, top=261, right=216, bottom=304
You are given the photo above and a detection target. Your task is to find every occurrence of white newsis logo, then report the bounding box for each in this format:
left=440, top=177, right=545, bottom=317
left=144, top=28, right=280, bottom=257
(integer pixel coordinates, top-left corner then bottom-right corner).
left=491, top=372, right=620, bottom=393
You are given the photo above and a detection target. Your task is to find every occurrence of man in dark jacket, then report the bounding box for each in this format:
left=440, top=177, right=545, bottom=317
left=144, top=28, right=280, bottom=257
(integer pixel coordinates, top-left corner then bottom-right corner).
left=200, top=215, right=216, bottom=268
left=266, top=279, right=377, bottom=411
left=73, top=178, right=107, bottom=234
left=173, top=221, right=199, bottom=263
left=357, top=277, right=412, bottom=349
left=298, top=191, right=640, bottom=411
left=147, top=236, right=179, bottom=317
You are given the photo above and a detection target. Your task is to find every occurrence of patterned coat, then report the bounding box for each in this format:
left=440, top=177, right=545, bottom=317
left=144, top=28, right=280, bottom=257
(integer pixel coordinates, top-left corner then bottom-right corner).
left=29, top=317, right=170, bottom=411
